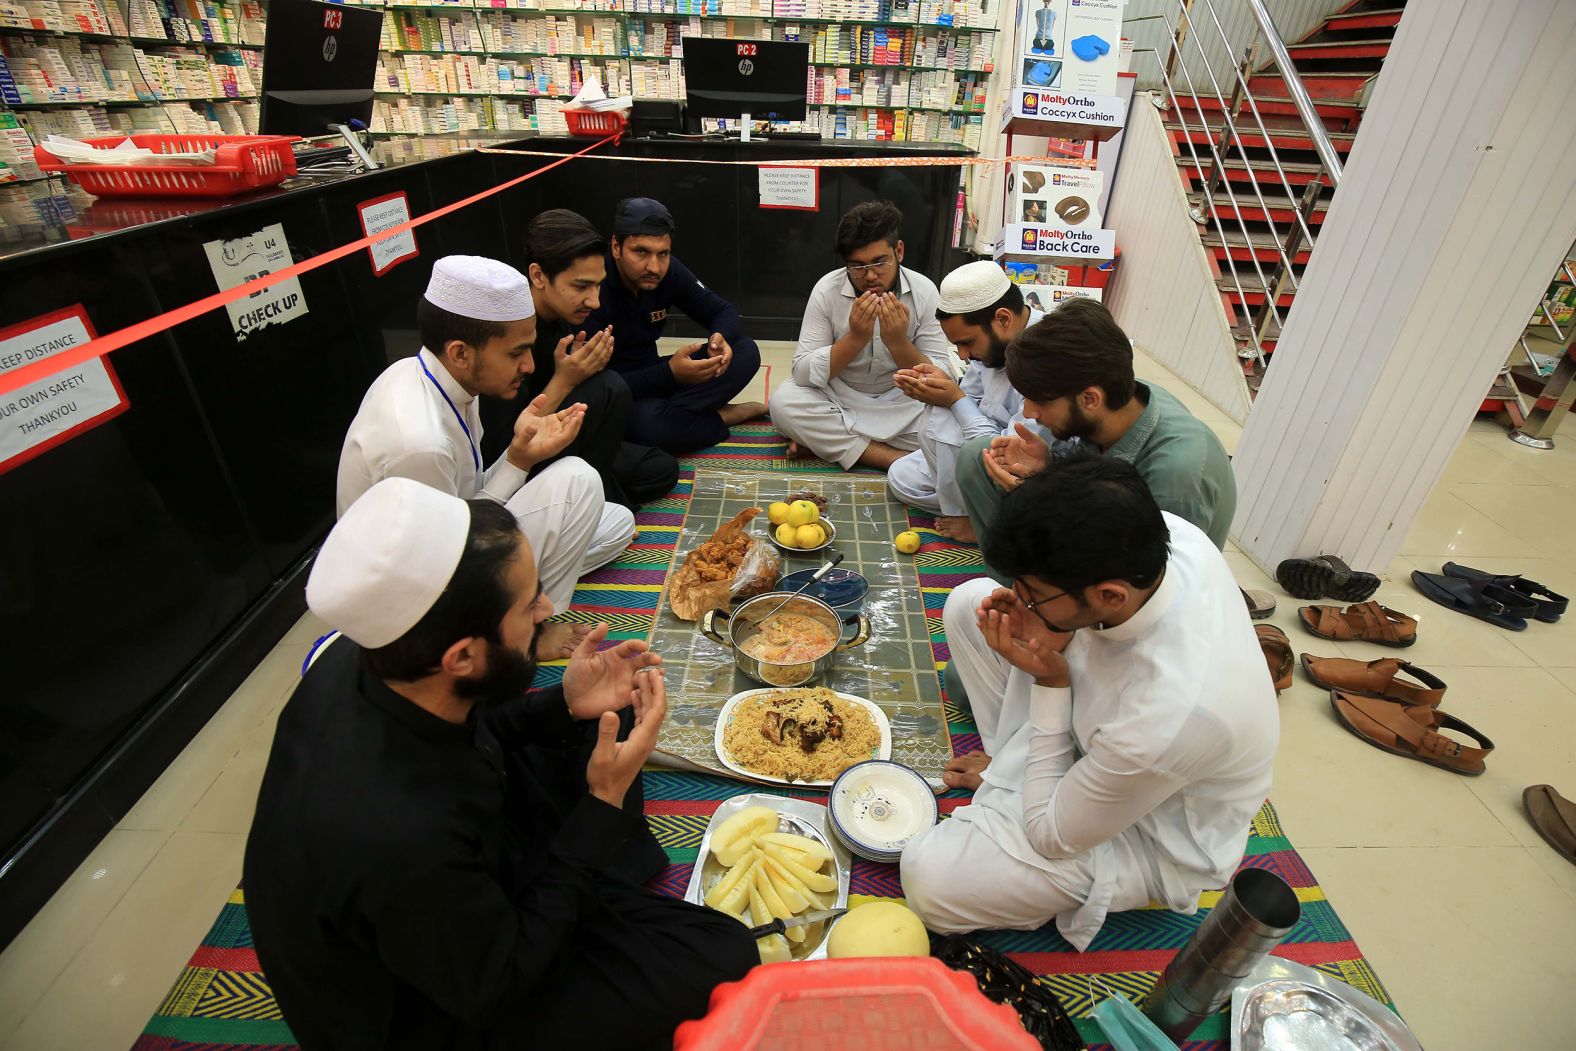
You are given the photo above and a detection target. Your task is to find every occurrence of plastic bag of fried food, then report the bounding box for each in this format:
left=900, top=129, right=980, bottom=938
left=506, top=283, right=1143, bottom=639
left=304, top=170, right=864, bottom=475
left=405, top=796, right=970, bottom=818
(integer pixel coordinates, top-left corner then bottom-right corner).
left=667, top=508, right=782, bottom=621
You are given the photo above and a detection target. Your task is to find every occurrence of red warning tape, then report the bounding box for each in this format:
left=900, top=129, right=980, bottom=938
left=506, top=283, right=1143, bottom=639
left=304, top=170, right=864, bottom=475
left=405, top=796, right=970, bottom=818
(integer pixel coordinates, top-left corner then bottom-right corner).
left=0, top=133, right=616, bottom=401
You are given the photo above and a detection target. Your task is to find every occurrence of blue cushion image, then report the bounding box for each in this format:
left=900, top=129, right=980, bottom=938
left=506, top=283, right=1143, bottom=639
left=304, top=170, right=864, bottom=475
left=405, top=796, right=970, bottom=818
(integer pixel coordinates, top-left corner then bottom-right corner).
left=1026, top=61, right=1059, bottom=86
left=1071, top=34, right=1110, bottom=62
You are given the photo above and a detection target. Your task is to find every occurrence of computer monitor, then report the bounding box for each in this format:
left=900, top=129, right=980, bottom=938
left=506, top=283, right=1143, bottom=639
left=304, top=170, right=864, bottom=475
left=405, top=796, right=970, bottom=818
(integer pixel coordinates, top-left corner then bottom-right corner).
left=682, top=38, right=809, bottom=137
left=259, top=0, right=383, bottom=165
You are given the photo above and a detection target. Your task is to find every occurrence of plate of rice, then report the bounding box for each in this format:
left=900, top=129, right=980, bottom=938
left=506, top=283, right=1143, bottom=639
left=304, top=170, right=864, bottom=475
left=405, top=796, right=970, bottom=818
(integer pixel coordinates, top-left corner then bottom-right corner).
left=714, top=687, right=891, bottom=787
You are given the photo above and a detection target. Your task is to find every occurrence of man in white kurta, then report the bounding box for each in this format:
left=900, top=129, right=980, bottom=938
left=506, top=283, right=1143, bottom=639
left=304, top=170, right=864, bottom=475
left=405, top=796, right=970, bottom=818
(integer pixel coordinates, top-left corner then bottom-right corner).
left=770, top=201, right=952, bottom=470
left=336, top=256, right=634, bottom=656
left=888, top=262, right=1043, bottom=539
left=900, top=458, right=1278, bottom=950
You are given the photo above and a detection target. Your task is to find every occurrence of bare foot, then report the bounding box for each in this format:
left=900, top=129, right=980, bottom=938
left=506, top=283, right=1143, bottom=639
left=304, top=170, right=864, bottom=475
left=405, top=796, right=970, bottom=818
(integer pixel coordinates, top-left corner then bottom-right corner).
left=534, top=620, right=592, bottom=661
left=942, top=750, right=991, bottom=791
left=719, top=400, right=767, bottom=427
left=855, top=440, right=907, bottom=471
left=933, top=515, right=978, bottom=544
left=784, top=440, right=810, bottom=460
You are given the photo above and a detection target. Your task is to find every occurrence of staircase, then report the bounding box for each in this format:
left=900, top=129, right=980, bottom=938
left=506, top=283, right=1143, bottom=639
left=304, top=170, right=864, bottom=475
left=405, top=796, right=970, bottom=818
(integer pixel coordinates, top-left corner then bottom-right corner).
left=1155, top=0, right=1408, bottom=376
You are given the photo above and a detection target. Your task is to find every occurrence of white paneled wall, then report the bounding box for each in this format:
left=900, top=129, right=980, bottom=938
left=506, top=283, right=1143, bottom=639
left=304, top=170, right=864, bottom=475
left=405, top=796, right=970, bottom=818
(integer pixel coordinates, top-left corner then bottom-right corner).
left=1231, top=0, right=1576, bottom=574
left=1123, top=0, right=1349, bottom=93
left=1104, top=96, right=1252, bottom=422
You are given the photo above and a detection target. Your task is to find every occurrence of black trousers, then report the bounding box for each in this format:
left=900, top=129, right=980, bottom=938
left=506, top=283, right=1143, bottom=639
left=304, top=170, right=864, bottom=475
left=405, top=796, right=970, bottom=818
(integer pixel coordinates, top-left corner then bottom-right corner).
left=624, top=337, right=763, bottom=455
left=480, top=371, right=679, bottom=511
left=492, top=711, right=755, bottom=1051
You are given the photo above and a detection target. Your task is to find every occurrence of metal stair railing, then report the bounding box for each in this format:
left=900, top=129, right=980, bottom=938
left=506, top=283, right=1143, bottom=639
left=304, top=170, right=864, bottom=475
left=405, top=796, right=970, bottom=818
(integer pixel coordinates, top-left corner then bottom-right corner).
left=1129, top=0, right=1348, bottom=368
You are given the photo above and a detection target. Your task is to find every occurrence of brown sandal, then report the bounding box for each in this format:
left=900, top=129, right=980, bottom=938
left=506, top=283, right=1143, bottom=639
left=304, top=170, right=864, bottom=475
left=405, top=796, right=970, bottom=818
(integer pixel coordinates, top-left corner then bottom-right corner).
left=1330, top=692, right=1493, bottom=775
left=1256, top=624, right=1293, bottom=693
left=1299, top=655, right=1445, bottom=707
left=1297, top=601, right=1417, bottom=647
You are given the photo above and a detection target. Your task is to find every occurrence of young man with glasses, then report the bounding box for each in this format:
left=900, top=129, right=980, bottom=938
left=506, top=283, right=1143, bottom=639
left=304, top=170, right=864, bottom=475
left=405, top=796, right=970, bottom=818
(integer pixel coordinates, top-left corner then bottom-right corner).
left=899, top=457, right=1278, bottom=949
left=770, top=200, right=953, bottom=469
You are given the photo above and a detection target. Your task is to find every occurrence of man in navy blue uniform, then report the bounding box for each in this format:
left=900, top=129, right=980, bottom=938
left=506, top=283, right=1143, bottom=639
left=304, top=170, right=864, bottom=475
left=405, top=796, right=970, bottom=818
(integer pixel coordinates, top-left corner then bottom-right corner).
left=582, top=198, right=765, bottom=454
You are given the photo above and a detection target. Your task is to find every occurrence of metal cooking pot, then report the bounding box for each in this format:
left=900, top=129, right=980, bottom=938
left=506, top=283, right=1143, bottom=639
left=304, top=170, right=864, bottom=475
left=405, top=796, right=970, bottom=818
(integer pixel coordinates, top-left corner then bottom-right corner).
left=700, top=592, right=871, bottom=687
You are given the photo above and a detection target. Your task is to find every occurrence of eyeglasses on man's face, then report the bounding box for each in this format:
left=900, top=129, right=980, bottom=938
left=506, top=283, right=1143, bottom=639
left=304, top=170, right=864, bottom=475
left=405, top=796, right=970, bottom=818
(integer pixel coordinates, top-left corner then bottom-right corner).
left=846, top=255, right=895, bottom=275
left=1013, top=581, right=1072, bottom=627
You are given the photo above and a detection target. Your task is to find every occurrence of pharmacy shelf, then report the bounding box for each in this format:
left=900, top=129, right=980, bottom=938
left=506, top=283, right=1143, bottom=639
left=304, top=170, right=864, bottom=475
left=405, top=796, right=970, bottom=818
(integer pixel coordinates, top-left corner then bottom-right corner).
left=383, top=48, right=627, bottom=58
left=377, top=89, right=578, bottom=98
left=5, top=94, right=257, bottom=108
left=346, top=3, right=997, bottom=30
left=0, top=26, right=261, bottom=48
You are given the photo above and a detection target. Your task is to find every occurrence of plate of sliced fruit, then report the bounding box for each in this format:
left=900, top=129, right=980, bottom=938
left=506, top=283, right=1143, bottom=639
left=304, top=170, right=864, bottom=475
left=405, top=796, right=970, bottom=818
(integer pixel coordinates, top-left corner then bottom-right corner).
left=684, top=793, right=852, bottom=963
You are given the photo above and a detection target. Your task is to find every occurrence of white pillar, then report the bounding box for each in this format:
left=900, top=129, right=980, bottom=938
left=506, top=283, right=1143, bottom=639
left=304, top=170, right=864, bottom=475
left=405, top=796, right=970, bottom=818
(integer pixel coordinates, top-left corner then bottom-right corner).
left=1230, top=0, right=1576, bottom=574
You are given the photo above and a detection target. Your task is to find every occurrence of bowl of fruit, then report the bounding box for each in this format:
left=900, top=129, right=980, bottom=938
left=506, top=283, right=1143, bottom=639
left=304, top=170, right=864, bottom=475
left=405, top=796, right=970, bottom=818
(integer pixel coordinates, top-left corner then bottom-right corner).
left=685, top=794, right=851, bottom=963
left=766, top=495, right=836, bottom=556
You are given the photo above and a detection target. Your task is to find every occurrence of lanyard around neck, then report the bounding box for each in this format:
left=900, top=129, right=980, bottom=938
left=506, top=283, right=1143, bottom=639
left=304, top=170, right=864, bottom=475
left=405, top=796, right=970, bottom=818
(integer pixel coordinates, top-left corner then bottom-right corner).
left=417, top=353, right=481, bottom=472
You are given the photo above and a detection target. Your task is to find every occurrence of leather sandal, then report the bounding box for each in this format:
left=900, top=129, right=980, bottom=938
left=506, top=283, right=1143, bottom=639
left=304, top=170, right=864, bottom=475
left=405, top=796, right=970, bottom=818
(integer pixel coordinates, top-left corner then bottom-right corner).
left=1299, top=654, right=1445, bottom=707
left=1330, top=692, right=1494, bottom=776
left=1257, top=624, right=1293, bottom=693
left=1410, top=571, right=1536, bottom=631
left=1443, top=563, right=1567, bottom=623
left=1276, top=554, right=1380, bottom=602
left=1523, top=785, right=1576, bottom=866
left=1297, top=601, right=1417, bottom=647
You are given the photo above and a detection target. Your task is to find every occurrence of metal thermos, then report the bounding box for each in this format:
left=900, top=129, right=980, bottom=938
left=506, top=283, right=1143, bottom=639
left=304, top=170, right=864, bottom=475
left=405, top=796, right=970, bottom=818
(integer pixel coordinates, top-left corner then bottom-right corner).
left=1141, top=868, right=1301, bottom=1041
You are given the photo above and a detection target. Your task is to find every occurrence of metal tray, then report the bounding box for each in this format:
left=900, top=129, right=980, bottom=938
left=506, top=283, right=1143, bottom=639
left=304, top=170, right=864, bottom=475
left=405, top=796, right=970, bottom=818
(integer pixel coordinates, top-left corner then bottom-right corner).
left=683, top=792, right=852, bottom=961
left=1231, top=958, right=1421, bottom=1051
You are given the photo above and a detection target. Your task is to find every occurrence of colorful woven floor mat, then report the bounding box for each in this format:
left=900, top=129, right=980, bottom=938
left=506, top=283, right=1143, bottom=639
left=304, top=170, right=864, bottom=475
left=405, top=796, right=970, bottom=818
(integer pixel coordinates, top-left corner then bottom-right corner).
left=132, top=422, right=1393, bottom=1051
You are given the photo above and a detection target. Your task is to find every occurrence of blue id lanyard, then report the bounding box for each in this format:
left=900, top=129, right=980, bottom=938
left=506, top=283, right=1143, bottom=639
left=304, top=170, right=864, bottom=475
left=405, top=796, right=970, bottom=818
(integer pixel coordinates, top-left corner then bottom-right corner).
left=417, top=353, right=481, bottom=472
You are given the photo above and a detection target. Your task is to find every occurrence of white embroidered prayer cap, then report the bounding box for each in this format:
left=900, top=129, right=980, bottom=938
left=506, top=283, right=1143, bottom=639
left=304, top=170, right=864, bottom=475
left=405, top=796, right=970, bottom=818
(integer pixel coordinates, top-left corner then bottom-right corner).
left=938, top=260, right=1014, bottom=314
left=423, top=255, right=535, bottom=322
left=307, top=478, right=472, bottom=649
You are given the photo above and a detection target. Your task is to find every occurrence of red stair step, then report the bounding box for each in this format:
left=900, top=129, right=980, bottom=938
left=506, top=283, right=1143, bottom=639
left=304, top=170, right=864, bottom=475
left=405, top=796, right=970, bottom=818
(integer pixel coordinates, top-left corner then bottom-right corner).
left=1171, top=93, right=1360, bottom=124
left=1285, top=38, right=1394, bottom=60
left=1176, top=157, right=1330, bottom=189
left=1320, top=8, right=1405, bottom=32
left=1167, top=123, right=1357, bottom=154
left=1247, top=71, right=1370, bottom=101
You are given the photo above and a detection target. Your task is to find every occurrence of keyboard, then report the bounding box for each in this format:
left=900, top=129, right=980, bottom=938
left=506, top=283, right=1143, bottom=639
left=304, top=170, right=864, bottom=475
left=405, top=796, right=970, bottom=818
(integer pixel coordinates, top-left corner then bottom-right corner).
left=292, top=144, right=354, bottom=168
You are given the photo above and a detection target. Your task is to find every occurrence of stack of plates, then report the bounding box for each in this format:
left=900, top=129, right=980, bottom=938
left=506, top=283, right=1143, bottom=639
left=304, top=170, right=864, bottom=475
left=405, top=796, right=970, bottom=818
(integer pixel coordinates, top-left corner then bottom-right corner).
left=827, top=760, right=938, bottom=864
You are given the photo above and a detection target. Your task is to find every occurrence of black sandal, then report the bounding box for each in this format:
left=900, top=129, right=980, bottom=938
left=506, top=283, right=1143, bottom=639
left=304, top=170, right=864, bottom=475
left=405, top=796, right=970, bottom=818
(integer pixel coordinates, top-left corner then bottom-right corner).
left=1443, top=562, right=1567, bottom=623
left=1276, top=554, right=1380, bottom=602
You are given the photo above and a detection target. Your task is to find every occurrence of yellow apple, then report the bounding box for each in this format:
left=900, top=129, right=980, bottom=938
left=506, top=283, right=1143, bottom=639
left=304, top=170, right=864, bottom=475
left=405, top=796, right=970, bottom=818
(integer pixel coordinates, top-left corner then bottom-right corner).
left=786, top=500, right=819, bottom=528
left=794, top=524, right=825, bottom=549
left=767, top=501, right=791, bottom=526
left=894, top=530, right=921, bottom=554
left=775, top=522, right=799, bottom=548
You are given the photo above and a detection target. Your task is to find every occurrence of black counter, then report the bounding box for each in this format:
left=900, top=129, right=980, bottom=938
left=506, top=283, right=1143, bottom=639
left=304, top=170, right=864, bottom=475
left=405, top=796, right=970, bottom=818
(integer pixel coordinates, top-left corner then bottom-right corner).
left=0, top=131, right=971, bottom=948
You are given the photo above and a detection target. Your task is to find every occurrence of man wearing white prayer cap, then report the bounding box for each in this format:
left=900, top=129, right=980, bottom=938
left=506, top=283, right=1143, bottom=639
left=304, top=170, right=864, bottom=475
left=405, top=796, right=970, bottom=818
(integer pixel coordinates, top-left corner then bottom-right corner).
left=336, top=254, right=637, bottom=660
left=887, top=260, right=1045, bottom=544
left=245, top=479, right=756, bottom=1051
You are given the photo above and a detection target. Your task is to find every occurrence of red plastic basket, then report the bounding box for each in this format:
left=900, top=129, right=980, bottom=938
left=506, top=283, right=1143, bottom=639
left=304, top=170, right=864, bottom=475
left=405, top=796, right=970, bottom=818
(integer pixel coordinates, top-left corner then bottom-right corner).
left=673, top=958, right=1042, bottom=1051
left=564, top=108, right=627, bottom=138
left=33, top=134, right=300, bottom=198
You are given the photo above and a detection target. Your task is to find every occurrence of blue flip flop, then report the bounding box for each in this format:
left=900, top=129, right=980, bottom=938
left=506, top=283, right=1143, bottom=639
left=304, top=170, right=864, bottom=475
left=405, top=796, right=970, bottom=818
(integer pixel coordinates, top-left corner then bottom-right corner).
left=1410, top=570, right=1537, bottom=631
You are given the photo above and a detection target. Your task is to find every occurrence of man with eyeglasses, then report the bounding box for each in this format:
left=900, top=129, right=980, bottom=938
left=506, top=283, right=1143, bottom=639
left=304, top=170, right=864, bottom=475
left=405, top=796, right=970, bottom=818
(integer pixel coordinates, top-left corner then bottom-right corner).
left=899, top=457, right=1278, bottom=948
left=770, top=200, right=952, bottom=469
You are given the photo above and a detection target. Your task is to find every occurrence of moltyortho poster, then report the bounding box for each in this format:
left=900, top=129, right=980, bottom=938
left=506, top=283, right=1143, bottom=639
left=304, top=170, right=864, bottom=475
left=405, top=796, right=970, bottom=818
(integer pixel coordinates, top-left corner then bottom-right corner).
left=1017, top=0, right=1125, bottom=98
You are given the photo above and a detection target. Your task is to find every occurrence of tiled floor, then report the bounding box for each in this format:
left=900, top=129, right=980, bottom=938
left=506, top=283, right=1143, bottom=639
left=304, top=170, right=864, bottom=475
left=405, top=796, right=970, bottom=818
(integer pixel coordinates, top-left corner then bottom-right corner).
left=2, top=342, right=1572, bottom=1050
